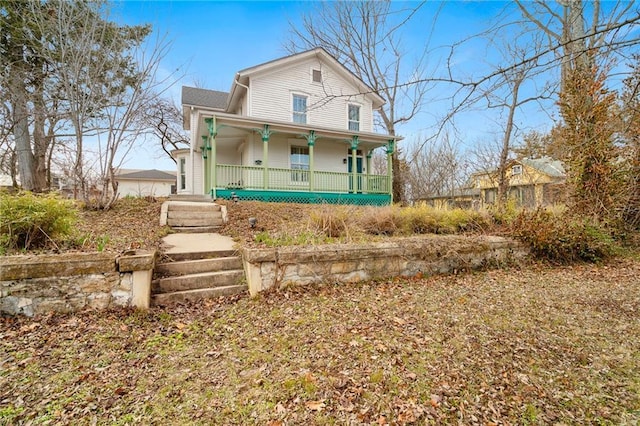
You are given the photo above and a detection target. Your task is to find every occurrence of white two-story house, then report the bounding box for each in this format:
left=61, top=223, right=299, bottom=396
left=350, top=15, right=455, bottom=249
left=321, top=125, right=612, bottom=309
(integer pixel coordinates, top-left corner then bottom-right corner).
left=174, top=47, right=400, bottom=205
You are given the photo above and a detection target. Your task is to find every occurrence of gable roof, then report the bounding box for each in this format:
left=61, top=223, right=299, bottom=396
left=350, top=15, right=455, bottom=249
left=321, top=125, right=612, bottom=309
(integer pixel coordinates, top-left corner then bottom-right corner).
left=182, top=86, right=228, bottom=110
left=115, top=169, right=176, bottom=181
left=520, top=157, right=565, bottom=178
left=229, top=47, right=386, bottom=110
left=473, top=157, right=566, bottom=176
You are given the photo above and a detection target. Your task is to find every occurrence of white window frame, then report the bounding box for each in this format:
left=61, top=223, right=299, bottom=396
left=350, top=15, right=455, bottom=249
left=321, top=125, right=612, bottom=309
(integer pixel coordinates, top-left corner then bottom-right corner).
left=289, top=142, right=310, bottom=184
left=179, top=157, right=186, bottom=190
left=348, top=103, right=361, bottom=131
left=512, top=165, right=523, bottom=175
left=292, top=93, right=308, bottom=124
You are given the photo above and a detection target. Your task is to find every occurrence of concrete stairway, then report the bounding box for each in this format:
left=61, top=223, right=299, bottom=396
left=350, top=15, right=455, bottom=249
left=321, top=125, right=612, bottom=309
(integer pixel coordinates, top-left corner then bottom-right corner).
left=160, top=201, right=226, bottom=233
left=152, top=248, right=246, bottom=306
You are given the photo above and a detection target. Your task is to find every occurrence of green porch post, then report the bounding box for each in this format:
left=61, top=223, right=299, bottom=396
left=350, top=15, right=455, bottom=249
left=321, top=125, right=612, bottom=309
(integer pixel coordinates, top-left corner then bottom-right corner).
left=366, top=150, right=373, bottom=193
left=303, top=130, right=316, bottom=191
left=200, top=135, right=210, bottom=196
left=386, top=140, right=395, bottom=200
left=258, top=125, right=273, bottom=190
left=205, top=117, right=217, bottom=198
left=350, top=136, right=359, bottom=194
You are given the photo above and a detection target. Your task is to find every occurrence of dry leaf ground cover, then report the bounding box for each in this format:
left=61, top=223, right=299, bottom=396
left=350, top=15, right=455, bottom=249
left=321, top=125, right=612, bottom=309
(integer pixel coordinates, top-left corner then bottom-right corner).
left=2, top=259, right=640, bottom=425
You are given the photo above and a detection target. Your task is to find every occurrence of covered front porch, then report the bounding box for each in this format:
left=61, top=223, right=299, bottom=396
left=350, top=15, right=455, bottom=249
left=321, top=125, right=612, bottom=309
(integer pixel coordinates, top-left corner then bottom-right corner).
left=181, top=112, right=398, bottom=206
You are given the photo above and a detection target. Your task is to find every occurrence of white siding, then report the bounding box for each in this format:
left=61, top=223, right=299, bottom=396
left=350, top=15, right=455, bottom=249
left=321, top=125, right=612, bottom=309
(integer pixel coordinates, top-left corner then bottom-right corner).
left=244, top=135, right=353, bottom=174
left=117, top=180, right=174, bottom=197
left=249, top=58, right=374, bottom=132
left=193, top=155, right=203, bottom=194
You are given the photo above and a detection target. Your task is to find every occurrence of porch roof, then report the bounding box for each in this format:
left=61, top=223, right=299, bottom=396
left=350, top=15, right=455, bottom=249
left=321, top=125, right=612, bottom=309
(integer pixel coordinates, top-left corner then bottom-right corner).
left=197, top=111, right=401, bottom=146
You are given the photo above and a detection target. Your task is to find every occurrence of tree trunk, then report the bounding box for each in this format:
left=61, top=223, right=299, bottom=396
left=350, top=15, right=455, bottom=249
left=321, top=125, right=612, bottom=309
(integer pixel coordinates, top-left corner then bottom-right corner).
left=11, top=81, right=37, bottom=191
left=32, top=75, right=49, bottom=191
left=392, top=151, right=404, bottom=204
left=497, top=74, right=524, bottom=206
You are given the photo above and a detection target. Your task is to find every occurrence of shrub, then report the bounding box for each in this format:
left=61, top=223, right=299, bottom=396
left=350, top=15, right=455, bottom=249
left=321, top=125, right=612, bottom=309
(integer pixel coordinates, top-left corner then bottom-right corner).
left=511, top=208, right=617, bottom=263
left=0, top=191, right=77, bottom=252
left=309, top=205, right=354, bottom=238
left=486, top=198, right=521, bottom=226
left=398, top=204, right=439, bottom=234
left=358, top=206, right=400, bottom=236
left=396, top=205, right=490, bottom=235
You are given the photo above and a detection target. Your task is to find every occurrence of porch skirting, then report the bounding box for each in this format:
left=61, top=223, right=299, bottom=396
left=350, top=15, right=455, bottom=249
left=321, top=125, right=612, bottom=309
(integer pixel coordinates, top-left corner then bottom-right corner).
left=216, top=189, right=391, bottom=206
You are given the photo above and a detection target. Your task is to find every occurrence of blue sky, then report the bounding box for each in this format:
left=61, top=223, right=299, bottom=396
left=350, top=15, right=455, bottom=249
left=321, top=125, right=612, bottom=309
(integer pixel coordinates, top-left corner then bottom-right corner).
left=108, top=1, right=592, bottom=171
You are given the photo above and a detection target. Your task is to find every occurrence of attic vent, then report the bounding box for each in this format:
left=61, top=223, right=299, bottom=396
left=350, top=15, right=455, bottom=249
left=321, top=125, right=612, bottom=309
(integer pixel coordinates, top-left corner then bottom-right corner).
left=312, top=69, right=322, bottom=83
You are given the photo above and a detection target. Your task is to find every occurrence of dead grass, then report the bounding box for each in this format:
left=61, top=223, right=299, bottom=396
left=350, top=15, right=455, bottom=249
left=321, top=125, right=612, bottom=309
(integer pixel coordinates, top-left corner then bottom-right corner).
left=2, top=259, right=639, bottom=424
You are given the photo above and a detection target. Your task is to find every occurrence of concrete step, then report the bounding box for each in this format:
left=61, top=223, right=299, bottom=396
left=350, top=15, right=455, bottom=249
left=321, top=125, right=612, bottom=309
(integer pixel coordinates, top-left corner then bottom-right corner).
left=151, top=285, right=247, bottom=306
left=169, top=195, right=215, bottom=202
left=167, top=217, right=224, bottom=227
left=161, top=249, right=239, bottom=262
left=152, top=270, right=244, bottom=293
left=168, top=202, right=221, bottom=212
left=167, top=211, right=223, bottom=221
left=155, top=256, right=243, bottom=278
left=169, top=226, right=222, bottom=233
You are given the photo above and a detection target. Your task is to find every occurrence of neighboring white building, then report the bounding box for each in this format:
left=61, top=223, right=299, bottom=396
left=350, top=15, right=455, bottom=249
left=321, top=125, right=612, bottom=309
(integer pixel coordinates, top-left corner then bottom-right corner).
left=177, top=48, right=400, bottom=205
left=115, top=169, right=176, bottom=197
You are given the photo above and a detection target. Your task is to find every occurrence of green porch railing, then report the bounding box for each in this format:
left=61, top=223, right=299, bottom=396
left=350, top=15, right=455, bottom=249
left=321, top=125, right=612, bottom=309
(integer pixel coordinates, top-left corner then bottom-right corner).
left=216, top=164, right=389, bottom=194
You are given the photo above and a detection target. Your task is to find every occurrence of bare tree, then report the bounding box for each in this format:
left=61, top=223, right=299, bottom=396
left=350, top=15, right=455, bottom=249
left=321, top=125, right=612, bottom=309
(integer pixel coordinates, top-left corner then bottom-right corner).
left=516, top=0, right=638, bottom=89
left=91, top=37, right=176, bottom=209
left=144, top=98, right=190, bottom=162
left=287, top=1, right=431, bottom=204
left=32, top=1, right=153, bottom=201
left=405, top=131, right=465, bottom=202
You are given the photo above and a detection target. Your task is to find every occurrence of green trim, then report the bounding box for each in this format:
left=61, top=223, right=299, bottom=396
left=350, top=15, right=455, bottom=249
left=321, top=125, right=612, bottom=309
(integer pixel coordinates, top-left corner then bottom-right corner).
left=216, top=189, right=391, bottom=206
left=350, top=135, right=360, bottom=150
left=205, top=117, right=217, bottom=138
left=258, top=124, right=273, bottom=141
left=302, top=130, right=316, bottom=146
left=261, top=125, right=270, bottom=190
left=386, top=139, right=395, bottom=155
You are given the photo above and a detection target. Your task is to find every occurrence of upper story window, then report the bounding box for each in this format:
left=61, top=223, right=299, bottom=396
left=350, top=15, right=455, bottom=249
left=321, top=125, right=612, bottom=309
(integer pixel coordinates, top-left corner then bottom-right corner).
left=312, top=69, right=322, bottom=83
left=348, top=104, right=360, bottom=131
left=293, top=94, right=307, bottom=124
left=512, top=165, right=522, bottom=175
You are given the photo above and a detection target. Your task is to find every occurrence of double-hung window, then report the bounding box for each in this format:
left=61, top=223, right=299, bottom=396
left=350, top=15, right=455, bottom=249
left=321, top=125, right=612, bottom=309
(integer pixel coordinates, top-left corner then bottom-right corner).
left=348, top=104, right=360, bottom=131
left=293, top=94, right=307, bottom=124
left=290, top=146, right=310, bottom=182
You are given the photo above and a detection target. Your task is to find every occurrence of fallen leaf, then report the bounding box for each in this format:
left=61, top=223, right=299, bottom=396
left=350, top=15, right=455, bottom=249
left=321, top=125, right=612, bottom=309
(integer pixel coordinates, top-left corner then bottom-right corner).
left=274, top=402, right=287, bottom=415
left=393, top=317, right=406, bottom=326
left=305, top=400, right=326, bottom=411
left=430, top=394, right=441, bottom=407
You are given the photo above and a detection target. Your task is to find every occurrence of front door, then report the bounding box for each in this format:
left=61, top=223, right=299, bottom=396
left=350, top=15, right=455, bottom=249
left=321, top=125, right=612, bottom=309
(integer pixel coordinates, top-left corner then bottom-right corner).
left=348, top=154, right=363, bottom=193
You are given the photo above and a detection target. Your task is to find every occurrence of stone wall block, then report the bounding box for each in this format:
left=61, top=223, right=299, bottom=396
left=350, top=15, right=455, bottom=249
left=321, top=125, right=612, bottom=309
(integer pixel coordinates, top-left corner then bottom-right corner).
left=243, top=248, right=276, bottom=263
left=117, top=251, right=155, bottom=272
left=117, top=273, right=133, bottom=292
left=0, top=253, right=115, bottom=281
left=87, top=293, right=111, bottom=309
left=297, top=261, right=330, bottom=278
left=111, top=289, right=131, bottom=307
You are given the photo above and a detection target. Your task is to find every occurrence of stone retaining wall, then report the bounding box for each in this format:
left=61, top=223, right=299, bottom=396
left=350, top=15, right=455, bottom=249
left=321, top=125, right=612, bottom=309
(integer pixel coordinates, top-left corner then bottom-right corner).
left=242, top=235, right=529, bottom=296
left=0, top=251, right=155, bottom=317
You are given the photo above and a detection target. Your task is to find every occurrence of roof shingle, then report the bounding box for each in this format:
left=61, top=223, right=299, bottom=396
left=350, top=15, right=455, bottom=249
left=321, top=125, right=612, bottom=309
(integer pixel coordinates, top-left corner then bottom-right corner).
left=182, top=86, right=229, bottom=110
left=116, top=169, right=176, bottom=181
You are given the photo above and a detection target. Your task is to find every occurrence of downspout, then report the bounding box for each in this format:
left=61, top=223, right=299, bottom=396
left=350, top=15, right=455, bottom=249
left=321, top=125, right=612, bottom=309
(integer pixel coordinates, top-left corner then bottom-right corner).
left=234, top=77, right=250, bottom=116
